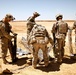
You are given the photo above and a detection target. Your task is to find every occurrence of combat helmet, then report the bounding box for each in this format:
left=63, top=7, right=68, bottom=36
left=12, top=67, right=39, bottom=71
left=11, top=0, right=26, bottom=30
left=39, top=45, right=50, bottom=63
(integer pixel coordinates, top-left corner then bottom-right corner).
left=33, top=12, right=40, bottom=16
left=55, top=14, right=63, bottom=20
left=5, top=14, right=15, bottom=20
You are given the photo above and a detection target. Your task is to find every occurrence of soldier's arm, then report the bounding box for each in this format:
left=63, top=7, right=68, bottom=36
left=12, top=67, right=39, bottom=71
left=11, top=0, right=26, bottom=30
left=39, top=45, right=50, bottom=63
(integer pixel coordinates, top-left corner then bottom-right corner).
left=27, top=16, right=36, bottom=25
left=51, top=23, right=57, bottom=33
left=9, top=24, right=17, bottom=36
left=51, top=23, right=57, bottom=45
left=0, top=25, right=12, bottom=40
left=10, top=30, right=17, bottom=36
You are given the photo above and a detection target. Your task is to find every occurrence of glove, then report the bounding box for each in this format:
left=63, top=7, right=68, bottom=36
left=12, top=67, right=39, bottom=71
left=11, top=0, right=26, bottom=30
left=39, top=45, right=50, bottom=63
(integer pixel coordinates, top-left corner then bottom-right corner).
left=13, top=33, right=17, bottom=36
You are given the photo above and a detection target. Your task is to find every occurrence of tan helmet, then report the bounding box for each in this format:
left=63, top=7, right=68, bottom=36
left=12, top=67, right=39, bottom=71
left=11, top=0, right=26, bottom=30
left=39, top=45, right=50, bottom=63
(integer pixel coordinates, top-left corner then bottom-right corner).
left=55, top=14, right=63, bottom=19
left=5, top=14, right=15, bottom=20
left=33, top=12, right=40, bottom=16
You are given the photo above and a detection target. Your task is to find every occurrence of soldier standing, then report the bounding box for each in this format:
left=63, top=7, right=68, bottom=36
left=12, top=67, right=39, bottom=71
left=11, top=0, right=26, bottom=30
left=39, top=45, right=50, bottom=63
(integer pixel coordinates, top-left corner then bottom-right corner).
left=72, top=21, right=76, bottom=56
left=52, top=14, right=68, bottom=63
left=26, top=12, right=40, bottom=41
left=68, top=27, right=74, bottom=57
left=28, top=24, right=53, bottom=68
left=0, top=14, right=17, bottom=64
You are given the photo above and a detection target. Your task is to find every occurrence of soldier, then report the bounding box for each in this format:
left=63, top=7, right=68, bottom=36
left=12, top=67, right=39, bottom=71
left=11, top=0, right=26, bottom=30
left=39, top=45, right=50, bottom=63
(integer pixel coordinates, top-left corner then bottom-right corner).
left=26, top=12, right=40, bottom=41
left=28, top=24, right=53, bottom=68
left=52, top=14, right=68, bottom=63
left=71, top=21, right=76, bottom=56
left=68, top=27, right=74, bottom=57
left=0, top=14, right=17, bottom=64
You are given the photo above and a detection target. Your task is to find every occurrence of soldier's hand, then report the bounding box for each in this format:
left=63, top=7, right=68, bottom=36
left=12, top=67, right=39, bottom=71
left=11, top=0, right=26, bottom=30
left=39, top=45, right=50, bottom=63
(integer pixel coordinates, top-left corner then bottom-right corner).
left=11, top=35, right=15, bottom=38
left=13, top=33, right=17, bottom=36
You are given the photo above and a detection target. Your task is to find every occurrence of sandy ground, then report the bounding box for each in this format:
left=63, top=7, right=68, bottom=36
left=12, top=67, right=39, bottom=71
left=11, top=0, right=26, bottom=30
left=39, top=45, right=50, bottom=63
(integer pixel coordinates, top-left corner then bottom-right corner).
left=0, top=21, right=76, bottom=75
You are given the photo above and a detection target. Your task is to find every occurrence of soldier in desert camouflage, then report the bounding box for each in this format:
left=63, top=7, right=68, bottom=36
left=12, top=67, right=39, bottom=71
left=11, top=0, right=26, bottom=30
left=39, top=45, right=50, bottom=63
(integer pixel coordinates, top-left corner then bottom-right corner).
left=70, top=21, right=76, bottom=57
left=68, top=27, right=74, bottom=57
left=52, top=14, right=68, bottom=63
left=26, top=12, right=40, bottom=41
left=28, top=24, right=53, bottom=68
left=0, top=14, right=17, bottom=73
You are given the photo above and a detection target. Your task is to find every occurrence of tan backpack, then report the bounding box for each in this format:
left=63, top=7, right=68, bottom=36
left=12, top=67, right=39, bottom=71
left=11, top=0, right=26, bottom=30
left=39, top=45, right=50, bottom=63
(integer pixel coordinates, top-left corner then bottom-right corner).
left=28, top=24, right=49, bottom=44
left=58, top=21, right=68, bottom=34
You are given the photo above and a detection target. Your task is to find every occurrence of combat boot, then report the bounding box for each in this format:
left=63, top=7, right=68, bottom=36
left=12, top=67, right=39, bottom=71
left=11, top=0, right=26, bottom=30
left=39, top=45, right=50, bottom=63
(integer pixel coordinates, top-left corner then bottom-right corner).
left=3, top=59, right=8, bottom=64
left=57, top=58, right=62, bottom=63
left=12, top=57, right=18, bottom=63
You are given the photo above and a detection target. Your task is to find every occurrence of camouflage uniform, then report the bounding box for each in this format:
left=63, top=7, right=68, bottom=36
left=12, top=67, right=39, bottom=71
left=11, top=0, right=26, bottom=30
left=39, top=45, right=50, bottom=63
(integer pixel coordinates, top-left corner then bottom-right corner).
left=52, top=14, right=68, bottom=63
left=28, top=24, right=53, bottom=68
left=0, top=14, right=15, bottom=64
left=72, top=21, right=76, bottom=55
left=68, top=27, right=74, bottom=56
left=27, top=12, right=40, bottom=41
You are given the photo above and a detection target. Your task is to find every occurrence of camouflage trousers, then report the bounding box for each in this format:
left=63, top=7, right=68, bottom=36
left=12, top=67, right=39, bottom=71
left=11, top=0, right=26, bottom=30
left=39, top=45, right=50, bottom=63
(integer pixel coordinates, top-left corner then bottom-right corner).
left=54, top=34, right=65, bottom=62
left=32, top=43, right=49, bottom=68
left=1, top=37, right=13, bottom=64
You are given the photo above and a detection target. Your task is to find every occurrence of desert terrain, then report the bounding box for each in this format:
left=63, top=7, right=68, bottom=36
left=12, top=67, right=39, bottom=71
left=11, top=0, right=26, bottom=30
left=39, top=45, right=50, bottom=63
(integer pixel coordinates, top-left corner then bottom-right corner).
left=0, top=20, right=76, bottom=75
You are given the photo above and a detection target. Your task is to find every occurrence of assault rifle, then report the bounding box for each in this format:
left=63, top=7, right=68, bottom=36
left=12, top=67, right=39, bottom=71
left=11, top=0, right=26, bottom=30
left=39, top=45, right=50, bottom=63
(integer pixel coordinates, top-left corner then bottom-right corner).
left=12, top=33, right=18, bottom=62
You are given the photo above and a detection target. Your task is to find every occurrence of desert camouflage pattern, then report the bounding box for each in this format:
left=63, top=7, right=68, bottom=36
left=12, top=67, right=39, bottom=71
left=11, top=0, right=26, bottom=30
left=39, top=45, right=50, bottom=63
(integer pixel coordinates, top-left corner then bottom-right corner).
left=27, top=16, right=35, bottom=33
left=73, top=21, right=76, bottom=53
left=28, top=24, right=53, bottom=68
left=52, top=20, right=68, bottom=62
left=68, top=28, right=73, bottom=55
left=0, top=21, right=13, bottom=64
left=33, top=12, right=40, bottom=16
left=27, top=16, right=36, bottom=41
left=55, top=14, right=63, bottom=19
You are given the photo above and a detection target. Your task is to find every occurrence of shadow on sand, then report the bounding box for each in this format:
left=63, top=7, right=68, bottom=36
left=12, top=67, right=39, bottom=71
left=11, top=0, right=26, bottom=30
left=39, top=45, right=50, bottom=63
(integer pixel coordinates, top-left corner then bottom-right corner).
left=36, top=55, right=76, bottom=72
left=37, top=62, right=61, bottom=72
left=62, top=55, right=76, bottom=64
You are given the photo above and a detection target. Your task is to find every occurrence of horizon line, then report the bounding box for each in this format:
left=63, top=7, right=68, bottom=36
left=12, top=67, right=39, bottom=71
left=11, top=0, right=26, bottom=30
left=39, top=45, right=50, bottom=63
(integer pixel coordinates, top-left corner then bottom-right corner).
left=13, top=20, right=76, bottom=22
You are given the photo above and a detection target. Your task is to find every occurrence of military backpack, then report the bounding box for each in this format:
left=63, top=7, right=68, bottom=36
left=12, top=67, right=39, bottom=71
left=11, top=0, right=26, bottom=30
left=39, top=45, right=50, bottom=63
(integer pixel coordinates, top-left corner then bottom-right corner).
left=28, top=24, right=49, bottom=44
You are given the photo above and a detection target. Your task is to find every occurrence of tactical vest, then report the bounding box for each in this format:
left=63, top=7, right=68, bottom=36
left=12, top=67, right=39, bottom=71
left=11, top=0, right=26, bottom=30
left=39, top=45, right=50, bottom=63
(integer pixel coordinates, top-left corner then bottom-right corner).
left=57, top=21, right=68, bottom=34
left=29, top=24, right=49, bottom=44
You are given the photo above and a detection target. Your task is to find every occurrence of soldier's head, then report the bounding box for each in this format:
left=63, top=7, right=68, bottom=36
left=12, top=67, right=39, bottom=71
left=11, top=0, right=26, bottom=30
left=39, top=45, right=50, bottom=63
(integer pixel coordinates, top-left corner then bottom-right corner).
left=55, top=14, right=63, bottom=21
left=33, top=12, right=40, bottom=18
left=4, top=14, right=15, bottom=22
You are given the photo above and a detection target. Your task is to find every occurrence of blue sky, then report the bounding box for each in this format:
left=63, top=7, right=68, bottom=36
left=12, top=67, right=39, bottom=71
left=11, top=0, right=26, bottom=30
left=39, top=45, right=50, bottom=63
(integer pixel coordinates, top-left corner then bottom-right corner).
left=0, top=0, right=76, bottom=20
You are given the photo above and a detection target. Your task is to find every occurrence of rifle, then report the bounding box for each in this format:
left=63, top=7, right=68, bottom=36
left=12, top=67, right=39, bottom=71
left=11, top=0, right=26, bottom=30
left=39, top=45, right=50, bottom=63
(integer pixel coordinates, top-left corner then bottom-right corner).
left=53, top=33, right=56, bottom=57
left=12, top=33, right=17, bottom=62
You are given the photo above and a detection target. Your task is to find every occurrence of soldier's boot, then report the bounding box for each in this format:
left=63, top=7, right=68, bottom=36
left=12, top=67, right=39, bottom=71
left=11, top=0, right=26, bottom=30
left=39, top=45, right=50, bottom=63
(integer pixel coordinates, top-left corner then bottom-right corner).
left=32, top=60, right=37, bottom=69
left=32, top=64, right=37, bottom=69
left=44, top=56, right=49, bottom=67
left=3, top=58, right=8, bottom=64
left=12, top=57, right=18, bottom=63
left=61, top=48, right=64, bottom=58
left=57, top=58, right=62, bottom=63
left=45, top=61, right=49, bottom=67
left=32, top=56, right=38, bottom=69
left=3, top=59, right=8, bottom=64
left=57, top=51, right=62, bottom=63
left=53, top=58, right=58, bottom=63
